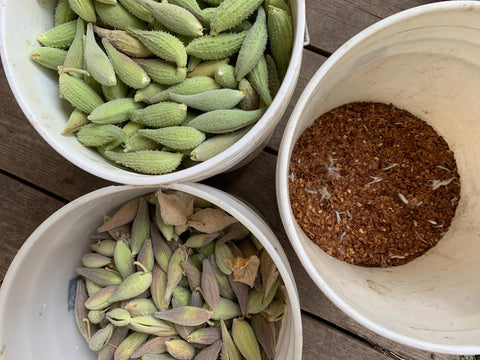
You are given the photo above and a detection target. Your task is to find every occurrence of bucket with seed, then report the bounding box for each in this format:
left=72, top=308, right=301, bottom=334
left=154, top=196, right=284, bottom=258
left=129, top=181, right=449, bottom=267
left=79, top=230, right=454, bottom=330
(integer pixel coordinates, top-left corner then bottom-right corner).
left=277, top=1, right=480, bottom=354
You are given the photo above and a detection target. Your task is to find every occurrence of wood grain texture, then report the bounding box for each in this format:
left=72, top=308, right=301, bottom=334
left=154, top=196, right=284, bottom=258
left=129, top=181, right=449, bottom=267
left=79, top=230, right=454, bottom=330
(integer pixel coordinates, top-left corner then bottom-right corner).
left=0, top=174, right=66, bottom=280
left=305, top=0, right=441, bottom=54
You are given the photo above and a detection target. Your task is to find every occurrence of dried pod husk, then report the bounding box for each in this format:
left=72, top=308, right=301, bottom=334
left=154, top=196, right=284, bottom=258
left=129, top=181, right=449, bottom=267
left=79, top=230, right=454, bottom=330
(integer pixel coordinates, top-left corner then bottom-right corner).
left=237, top=238, right=258, bottom=258
left=97, top=197, right=140, bottom=232
left=154, top=306, right=212, bottom=327
left=187, top=208, right=238, bottom=233
left=114, top=240, right=135, bottom=279
left=262, top=298, right=286, bottom=323
left=131, top=336, right=178, bottom=358
left=228, top=276, right=249, bottom=316
left=76, top=267, right=123, bottom=287
left=259, top=250, right=279, bottom=303
left=81, top=253, right=112, bottom=268
left=151, top=224, right=173, bottom=273
left=169, top=298, right=193, bottom=341
left=151, top=264, right=170, bottom=311
left=247, top=280, right=280, bottom=314
left=156, top=189, right=189, bottom=226
left=124, top=298, right=159, bottom=317
left=220, top=319, right=241, bottom=360
left=209, top=297, right=241, bottom=320
left=89, top=323, right=114, bottom=352
left=90, top=239, right=117, bottom=257
left=114, top=331, right=149, bottom=360
left=106, top=307, right=132, bottom=327
left=131, top=197, right=151, bottom=255
left=165, top=339, right=196, bottom=360
left=194, top=339, right=222, bottom=360
left=226, top=242, right=244, bottom=258
left=181, top=258, right=202, bottom=291
left=201, top=258, right=220, bottom=311
left=250, top=313, right=276, bottom=359
left=137, top=238, right=155, bottom=272
left=165, top=247, right=188, bottom=302
left=232, top=318, right=261, bottom=360
left=74, top=278, right=89, bottom=341
left=209, top=256, right=236, bottom=301
left=108, top=270, right=153, bottom=303
left=84, top=285, right=119, bottom=311
left=106, top=222, right=131, bottom=242
left=224, top=255, right=260, bottom=288
left=97, top=326, right=129, bottom=360
left=129, top=315, right=174, bottom=334
left=187, top=327, right=221, bottom=345
left=218, top=222, right=251, bottom=244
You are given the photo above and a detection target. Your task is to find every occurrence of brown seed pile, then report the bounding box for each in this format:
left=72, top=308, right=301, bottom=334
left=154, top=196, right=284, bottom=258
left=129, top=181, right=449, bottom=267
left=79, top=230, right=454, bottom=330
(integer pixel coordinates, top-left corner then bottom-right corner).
left=289, top=102, right=461, bottom=267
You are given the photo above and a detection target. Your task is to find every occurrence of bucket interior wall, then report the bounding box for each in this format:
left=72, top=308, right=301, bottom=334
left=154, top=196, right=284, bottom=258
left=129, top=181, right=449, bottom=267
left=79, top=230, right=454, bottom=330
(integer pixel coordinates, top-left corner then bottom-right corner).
left=291, top=4, right=480, bottom=348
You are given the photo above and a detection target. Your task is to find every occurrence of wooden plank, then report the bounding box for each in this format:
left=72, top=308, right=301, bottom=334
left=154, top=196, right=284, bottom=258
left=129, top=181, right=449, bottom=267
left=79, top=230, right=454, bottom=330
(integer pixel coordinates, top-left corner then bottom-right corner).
left=268, top=49, right=327, bottom=151
left=203, top=151, right=462, bottom=360
left=305, top=0, right=440, bottom=54
left=0, top=174, right=66, bottom=280
left=0, top=69, right=115, bottom=199
left=302, top=313, right=392, bottom=360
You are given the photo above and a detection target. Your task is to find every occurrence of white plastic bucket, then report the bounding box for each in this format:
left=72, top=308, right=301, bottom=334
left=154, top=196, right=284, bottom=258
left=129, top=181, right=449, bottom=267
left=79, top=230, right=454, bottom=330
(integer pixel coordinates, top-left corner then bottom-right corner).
left=277, top=1, right=480, bottom=355
left=0, top=183, right=302, bottom=359
left=0, top=0, right=305, bottom=185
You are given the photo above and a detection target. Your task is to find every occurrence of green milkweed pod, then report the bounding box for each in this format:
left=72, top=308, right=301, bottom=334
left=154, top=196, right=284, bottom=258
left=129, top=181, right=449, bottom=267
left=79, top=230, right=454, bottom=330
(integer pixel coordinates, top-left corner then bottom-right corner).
left=136, top=0, right=204, bottom=37
left=67, top=0, right=96, bottom=22
left=210, top=0, right=263, bottom=35
left=138, top=127, right=206, bottom=151
left=102, top=38, right=151, bottom=89
left=214, top=64, right=238, bottom=89
left=77, top=124, right=128, bottom=147
left=186, top=31, right=247, bottom=60
left=88, top=98, right=144, bottom=124
left=63, top=17, right=85, bottom=74
left=267, top=4, right=293, bottom=79
left=169, top=89, right=244, bottom=112
left=95, top=2, right=148, bottom=31
left=84, top=23, right=117, bottom=86
left=135, top=58, right=187, bottom=86
left=118, top=0, right=155, bottom=22
left=130, top=102, right=188, bottom=128
left=36, top=19, right=77, bottom=49
left=54, top=0, right=77, bottom=26
left=30, top=47, right=67, bottom=70
left=188, top=108, right=265, bottom=134
left=247, top=55, right=272, bottom=105
left=235, top=6, right=268, bottom=81
left=150, top=76, right=220, bottom=103
left=232, top=318, right=261, bottom=360
left=58, top=73, right=104, bottom=114
left=105, top=150, right=183, bottom=174
left=128, top=28, right=188, bottom=68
